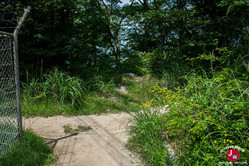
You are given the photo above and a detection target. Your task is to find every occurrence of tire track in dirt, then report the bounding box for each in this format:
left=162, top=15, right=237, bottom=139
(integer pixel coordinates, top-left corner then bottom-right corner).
left=75, top=115, right=133, bottom=166
left=55, top=136, right=76, bottom=166
left=23, top=113, right=142, bottom=166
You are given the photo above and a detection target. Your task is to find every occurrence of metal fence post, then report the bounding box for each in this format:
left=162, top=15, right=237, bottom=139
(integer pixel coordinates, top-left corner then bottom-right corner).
left=13, top=6, right=31, bottom=137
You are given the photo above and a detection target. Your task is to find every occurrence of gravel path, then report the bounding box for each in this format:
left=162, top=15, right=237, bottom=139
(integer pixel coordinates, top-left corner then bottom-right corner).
left=23, top=113, right=142, bottom=166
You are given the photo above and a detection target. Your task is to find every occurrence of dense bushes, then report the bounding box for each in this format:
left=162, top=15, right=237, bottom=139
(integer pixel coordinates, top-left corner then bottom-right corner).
left=129, top=59, right=249, bottom=165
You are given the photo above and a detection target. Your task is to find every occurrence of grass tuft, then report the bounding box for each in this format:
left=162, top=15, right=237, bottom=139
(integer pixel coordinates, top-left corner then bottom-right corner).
left=0, top=130, right=55, bottom=166
left=22, top=68, right=85, bottom=108
left=63, top=124, right=91, bottom=134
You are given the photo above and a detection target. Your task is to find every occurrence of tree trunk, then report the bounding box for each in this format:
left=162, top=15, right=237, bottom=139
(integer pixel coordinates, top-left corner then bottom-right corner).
left=114, top=37, right=121, bottom=69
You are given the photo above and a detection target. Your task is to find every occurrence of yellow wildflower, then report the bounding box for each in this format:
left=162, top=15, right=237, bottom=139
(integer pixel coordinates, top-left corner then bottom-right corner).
left=214, top=140, right=217, bottom=144
left=230, top=140, right=232, bottom=143
left=225, top=134, right=227, bottom=137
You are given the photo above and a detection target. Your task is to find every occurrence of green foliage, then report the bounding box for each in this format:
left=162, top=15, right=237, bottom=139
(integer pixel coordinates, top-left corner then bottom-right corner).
left=136, top=52, right=152, bottom=75
left=23, top=68, right=85, bottom=108
left=63, top=124, right=91, bottom=134
left=22, top=68, right=87, bottom=116
left=129, top=62, right=249, bottom=164
left=22, top=100, right=74, bottom=117
left=81, top=94, right=132, bottom=115
left=0, top=124, right=17, bottom=151
left=128, top=109, right=169, bottom=165
left=0, top=130, right=55, bottom=166
left=3, top=0, right=249, bottom=164
left=167, top=70, right=249, bottom=164
left=22, top=71, right=148, bottom=116
left=44, top=68, right=85, bottom=107
left=22, top=78, right=44, bottom=98
left=18, top=0, right=78, bottom=72
left=187, top=47, right=235, bottom=70
left=86, top=75, right=115, bottom=94
left=2, top=0, right=248, bottom=78
left=126, top=76, right=158, bottom=103
left=81, top=90, right=141, bottom=115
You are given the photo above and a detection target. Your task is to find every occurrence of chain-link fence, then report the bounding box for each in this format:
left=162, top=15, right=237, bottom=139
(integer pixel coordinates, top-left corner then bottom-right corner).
left=0, top=32, right=19, bottom=157
left=0, top=5, right=30, bottom=157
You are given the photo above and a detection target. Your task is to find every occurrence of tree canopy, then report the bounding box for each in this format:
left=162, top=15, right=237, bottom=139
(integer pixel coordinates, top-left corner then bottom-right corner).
left=1, top=0, right=249, bottom=77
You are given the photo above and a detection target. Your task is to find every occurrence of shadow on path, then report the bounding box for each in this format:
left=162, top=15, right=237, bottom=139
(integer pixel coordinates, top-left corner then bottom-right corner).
left=43, top=133, right=78, bottom=149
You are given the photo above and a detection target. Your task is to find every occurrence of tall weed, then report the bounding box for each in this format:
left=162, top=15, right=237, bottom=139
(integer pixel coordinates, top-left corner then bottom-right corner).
left=22, top=68, right=85, bottom=107
left=128, top=109, right=171, bottom=165
left=44, top=68, right=85, bottom=106
left=129, top=64, right=249, bottom=165
left=86, top=75, right=115, bottom=94
left=159, top=70, right=248, bottom=164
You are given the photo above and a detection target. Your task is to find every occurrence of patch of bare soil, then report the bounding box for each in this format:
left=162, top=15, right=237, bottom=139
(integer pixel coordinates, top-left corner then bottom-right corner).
left=117, top=86, right=128, bottom=94
left=23, top=113, right=142, bottom=166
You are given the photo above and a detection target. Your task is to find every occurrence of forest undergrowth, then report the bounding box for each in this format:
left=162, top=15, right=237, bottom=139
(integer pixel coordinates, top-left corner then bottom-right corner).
left=20, top=56, right=249, bottom=165
left=128, top=58, right=249, bottom=165
left=2, top=0, right=249, bottom=165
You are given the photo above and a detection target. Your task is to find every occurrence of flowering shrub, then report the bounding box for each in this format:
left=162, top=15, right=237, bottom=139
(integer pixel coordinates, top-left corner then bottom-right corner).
left=150, top=70, right=249, bottom=164
left=130, top=68, right=249, bottom=165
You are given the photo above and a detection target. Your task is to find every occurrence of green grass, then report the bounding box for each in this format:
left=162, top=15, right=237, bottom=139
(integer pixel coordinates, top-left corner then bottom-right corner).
left=81, top=91, right=140, bottom=115
left=128, top=66, right=249, bottom=165
left=22, top=68, right=85, bottom=108
left=0, top=130, right=55, bottom=166
left=0, top=124, right=17, bottom=152
left=21, top=70, right=163, bottom=117
left=20, top=68, right=185, bottom=165
left=63, top=124, right=91, bottom=134
left=127, top=109, right=170, bottom=166
left=22, top=89, right=141, bottom=116
left=20, top=65, right=249, bottom=165
left=22, top=100, right=75, bottom=117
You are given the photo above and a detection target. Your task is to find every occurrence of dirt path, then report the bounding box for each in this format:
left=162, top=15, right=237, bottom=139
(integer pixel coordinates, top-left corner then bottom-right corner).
left=23, top=113, right=142, bottom=166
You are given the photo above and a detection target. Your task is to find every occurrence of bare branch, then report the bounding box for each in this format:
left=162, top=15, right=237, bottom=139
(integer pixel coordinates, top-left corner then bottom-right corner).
left=113, top=0, right=135, bottom=37
left=100, top=0, right=109, bottom=10
left=118, top=0, right=135, bottom=27
left=137, top=0, right=144, bottom=5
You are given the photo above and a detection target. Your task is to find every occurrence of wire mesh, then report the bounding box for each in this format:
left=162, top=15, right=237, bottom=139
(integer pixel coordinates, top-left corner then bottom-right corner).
left=0, top=3, right=30, bottom=157
left=0, top=33, right=18, bottom=157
